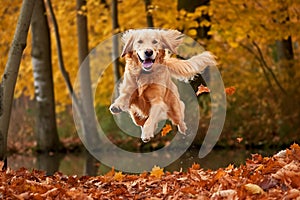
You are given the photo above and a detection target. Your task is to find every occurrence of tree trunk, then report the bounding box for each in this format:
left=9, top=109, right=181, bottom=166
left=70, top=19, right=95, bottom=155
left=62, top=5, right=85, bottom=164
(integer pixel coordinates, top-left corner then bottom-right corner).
left=76, top=0, right=99, bottom=176
left=276, top=36, right=294, bottom=77
left=31, top=0, right=62, bottom=153
left=0, top=0, right=35, bottom=166
left=144, top=0, right=154, bottom=27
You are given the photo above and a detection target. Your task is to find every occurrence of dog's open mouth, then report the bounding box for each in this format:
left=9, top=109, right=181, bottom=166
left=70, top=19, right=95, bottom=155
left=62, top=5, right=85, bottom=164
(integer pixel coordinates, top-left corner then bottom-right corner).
left=138, top=54, right=155, bottom=71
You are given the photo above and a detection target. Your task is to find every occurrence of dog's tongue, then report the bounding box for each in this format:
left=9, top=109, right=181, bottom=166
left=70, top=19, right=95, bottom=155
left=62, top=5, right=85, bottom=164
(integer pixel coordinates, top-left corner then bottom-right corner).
left=142, top=59, right=153, bottom=69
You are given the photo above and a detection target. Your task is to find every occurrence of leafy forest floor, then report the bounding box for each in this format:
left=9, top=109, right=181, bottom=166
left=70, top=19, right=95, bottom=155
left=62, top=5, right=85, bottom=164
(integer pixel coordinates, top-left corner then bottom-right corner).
left=1, top=144, right=300, bottom=199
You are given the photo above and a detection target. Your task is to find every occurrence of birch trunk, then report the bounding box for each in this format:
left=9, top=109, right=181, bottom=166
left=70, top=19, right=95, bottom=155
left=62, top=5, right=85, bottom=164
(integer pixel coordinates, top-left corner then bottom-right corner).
left=31, top=0, right=62, bottom=152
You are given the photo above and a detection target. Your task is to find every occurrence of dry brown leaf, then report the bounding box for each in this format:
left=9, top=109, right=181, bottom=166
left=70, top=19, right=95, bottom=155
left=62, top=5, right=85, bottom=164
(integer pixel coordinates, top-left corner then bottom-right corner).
left=196, top=84, right=210, bottom=96
left=211, top=189, right=237, bottom=199
left=162, top=183, right=167, bottom=194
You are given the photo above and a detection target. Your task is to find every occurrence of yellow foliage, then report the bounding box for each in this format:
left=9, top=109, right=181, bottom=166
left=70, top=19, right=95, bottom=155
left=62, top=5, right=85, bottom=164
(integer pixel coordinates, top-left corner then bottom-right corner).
left=150, top=165, right=164, bottom=178
left=113, top=171, right=124, bottom=181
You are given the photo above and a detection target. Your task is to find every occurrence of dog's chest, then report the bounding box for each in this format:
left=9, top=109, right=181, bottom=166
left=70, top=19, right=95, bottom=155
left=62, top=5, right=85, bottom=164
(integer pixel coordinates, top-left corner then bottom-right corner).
left=136, top=67, right=167, bottom=87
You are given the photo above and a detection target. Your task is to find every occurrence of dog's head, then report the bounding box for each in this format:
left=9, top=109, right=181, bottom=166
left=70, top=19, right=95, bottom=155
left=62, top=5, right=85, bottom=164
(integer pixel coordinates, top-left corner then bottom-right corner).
left=121, top=29, right=183, bottom=72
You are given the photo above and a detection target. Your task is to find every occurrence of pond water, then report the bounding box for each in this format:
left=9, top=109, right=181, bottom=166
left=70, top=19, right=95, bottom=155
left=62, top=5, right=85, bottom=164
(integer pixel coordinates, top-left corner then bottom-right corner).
left=7, top=147, right=279, bottom=176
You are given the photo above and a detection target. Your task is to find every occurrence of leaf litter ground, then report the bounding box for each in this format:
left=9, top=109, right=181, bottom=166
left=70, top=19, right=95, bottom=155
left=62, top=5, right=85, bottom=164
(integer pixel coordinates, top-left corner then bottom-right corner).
left=1, top=144, right=300, bottom=199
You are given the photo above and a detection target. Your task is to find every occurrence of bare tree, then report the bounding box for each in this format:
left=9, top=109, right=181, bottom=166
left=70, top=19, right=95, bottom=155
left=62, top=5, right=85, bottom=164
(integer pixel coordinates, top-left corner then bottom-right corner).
left=31, top=0, right=62, bottom=153
left=0, top=0, right=35, bottom=166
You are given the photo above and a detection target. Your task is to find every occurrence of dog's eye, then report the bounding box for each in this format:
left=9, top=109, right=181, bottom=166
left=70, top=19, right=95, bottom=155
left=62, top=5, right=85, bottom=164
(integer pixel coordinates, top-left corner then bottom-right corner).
left=152, top=40, right=158, bottom=44
left=137, top=40, right=143, bottom=44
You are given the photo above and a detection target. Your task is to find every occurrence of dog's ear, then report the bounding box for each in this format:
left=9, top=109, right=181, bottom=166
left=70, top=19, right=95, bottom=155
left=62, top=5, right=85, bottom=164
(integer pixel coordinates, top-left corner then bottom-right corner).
left=121, top=30, right=134, bottom=57
left=161, top=30, right=184, bottom=55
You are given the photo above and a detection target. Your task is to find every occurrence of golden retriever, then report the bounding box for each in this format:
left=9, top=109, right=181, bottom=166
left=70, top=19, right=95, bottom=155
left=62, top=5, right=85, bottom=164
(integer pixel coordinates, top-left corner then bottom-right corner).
left=109, top=29, right=216, bottom=142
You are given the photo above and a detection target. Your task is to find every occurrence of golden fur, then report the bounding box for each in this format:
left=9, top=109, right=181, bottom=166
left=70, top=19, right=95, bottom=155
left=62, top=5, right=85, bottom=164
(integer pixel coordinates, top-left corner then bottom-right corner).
left=109, top=29, right=216, bottom=142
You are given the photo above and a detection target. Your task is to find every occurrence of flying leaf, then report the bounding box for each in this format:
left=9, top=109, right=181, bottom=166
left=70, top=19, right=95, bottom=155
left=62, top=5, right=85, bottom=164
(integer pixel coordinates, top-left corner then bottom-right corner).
left=236, top=137, right=243, bottom=143
left=150, top=165, right=164, bottom=178
left=196, top=84, right=210, bottom=96
left=225, top=86, right=236, bottom=95
left=161, top=124, right=172, bottom=136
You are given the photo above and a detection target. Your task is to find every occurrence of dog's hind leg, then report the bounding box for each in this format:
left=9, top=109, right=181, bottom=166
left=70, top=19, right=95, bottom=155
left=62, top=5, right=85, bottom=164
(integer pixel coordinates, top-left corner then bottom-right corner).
left=141, top=102, right=168, bottom=143
left=168, top=100, right=187, bottom=135
left=177, top=101, right=187, bottom=134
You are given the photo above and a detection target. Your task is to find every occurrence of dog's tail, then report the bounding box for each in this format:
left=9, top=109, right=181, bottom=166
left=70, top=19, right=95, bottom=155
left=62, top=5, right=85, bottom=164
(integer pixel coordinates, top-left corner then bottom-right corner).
left=164, top=51, right=217, bottom=81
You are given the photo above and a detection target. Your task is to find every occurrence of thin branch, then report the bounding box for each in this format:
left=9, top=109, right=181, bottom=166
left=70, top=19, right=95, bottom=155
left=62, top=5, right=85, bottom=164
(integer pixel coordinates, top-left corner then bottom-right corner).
left=45, top=0, right=81, bottom=111
left=240, top=43, right=274, bottom=90
left=252, top=41, right=287, bottom=94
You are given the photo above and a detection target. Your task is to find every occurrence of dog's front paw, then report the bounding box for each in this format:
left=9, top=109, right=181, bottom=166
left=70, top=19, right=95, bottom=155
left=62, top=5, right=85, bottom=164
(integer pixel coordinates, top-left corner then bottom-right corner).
left=178, top=122, right=187, bottom=135
left=109, top=104, right=124, bottom=114
left=141, top=127, right=154, bottom=143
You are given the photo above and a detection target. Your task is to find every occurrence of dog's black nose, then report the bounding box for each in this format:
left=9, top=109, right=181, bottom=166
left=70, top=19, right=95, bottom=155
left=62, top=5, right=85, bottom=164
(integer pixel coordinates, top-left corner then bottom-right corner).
left=144, top=49, right=153, bottom=57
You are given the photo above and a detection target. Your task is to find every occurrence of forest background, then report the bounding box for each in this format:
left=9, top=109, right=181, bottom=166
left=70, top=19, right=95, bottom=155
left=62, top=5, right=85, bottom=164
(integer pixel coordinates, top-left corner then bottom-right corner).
left=0, top=0, right=299, bottom=165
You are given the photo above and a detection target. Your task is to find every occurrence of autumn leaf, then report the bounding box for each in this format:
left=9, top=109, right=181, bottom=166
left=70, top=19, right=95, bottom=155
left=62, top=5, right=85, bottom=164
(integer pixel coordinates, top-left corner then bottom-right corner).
left=225, top=86, right=236, bottom=95
left=213, top=169, right=226, bottom=182
left=181, top=187, right=197, bottom=195
left=212, top=189, right=237, bottom=199
left=196, top=84, right=210, bottom=96
left=161, top=124, right=172, bottom=136
left=113, top=171, right=124, bottom=181
left=226, top=163, right=234, bottom=170
left=236, top=137, right=243, bottom=143
left=150, top=165, right=164, bottom=178
left=244, top=183, right=264, bottom=194
left=191, top=163, right=201, bottom=170
left=105, top=167, right=115, bottom=178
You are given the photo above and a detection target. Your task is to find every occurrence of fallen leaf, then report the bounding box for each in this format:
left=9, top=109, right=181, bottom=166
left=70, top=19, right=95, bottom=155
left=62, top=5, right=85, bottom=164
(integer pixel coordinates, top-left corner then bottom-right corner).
left=212, top=189, right=237, bottom=198
left=244, top=183, right=264, bottom=194
left=181, top=186, right=197, bottom=195
left=213, top=169, right=226, bottom=182
left=150, top=165, right=164, bottom=178
left=191, top=163, right=201, bottom=170
left=162, top=183, right=168, bottom=194
left=196, top=84, right=210, bottom=96
left=113, top=172, right=124, bottom=181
